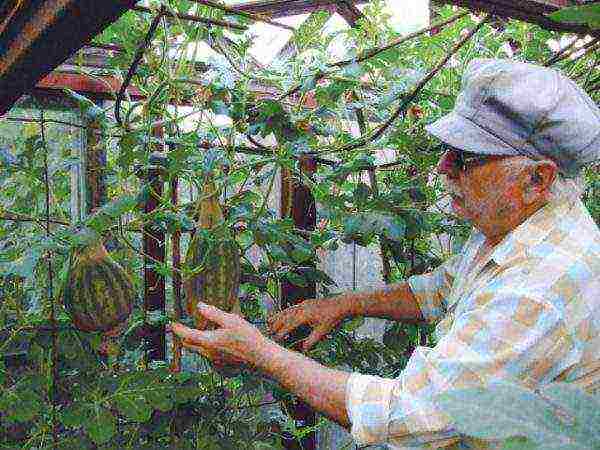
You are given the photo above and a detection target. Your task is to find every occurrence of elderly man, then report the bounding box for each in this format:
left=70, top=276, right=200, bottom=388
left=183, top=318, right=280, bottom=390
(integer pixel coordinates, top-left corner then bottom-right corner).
left=172, top=58, right=600, bottom=449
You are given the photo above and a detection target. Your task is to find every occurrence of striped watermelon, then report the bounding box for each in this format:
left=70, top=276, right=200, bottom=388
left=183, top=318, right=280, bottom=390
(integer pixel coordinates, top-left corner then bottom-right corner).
left=184, top=176, right=241, bottom=331
left=62, top=234, right=134, bottom=333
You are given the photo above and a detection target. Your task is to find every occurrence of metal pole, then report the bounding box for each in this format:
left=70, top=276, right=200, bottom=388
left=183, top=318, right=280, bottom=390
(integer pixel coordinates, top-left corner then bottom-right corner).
left=280, top=157, right=318, bottom=450
left=143, top=126, right=167, bottom=361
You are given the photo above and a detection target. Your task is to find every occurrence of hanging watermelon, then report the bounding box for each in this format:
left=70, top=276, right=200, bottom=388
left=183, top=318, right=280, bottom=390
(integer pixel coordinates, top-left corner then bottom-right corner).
left=184, top=175, right=241, bottom=331
left=62, top=229, right=134, bottom=334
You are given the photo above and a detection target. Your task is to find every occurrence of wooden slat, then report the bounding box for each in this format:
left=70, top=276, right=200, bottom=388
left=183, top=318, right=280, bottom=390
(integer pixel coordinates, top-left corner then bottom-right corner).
left=0, top=0, right=138, bottom=116
left=436, top=0, right=600, bottom=36
left=232, top=0, right=369, bottom=18
left=36, top=72, right=144, bottom=100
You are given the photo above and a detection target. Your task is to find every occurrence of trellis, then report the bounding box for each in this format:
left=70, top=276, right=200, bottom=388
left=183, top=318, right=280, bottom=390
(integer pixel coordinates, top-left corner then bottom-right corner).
left=0, top=1, right=598, bottom=449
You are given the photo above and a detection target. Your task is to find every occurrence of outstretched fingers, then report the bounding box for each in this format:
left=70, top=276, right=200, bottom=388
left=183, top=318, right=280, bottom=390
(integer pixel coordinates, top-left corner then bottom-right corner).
left=196, top=302, right=239, bottom=328
left=267, top=308, right=297, bottom=333
left=269, top=311, right=308, bottom=342
left=302, top=323, right=333, bottom=352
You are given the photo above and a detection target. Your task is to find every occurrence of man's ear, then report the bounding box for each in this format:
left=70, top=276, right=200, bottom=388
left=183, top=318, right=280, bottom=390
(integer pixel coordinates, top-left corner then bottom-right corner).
left=523, top=160, right=557, bottom=204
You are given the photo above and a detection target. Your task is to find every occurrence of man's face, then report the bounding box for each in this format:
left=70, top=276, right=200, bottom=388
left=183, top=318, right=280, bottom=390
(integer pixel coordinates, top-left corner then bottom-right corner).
left=437, top=149, right=535, bottom=243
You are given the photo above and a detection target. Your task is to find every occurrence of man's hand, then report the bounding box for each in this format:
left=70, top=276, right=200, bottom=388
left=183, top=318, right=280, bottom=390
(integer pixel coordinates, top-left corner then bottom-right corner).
left=171, top=303, right=267, bottom=368
left=267, top=296, right=350, bottom=352
left=174, top=302, right=352, bottom=429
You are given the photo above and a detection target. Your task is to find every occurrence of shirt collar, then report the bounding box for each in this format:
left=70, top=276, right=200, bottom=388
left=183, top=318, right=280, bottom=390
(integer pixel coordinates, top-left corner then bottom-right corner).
left=478, top=198, right=580, bottom=266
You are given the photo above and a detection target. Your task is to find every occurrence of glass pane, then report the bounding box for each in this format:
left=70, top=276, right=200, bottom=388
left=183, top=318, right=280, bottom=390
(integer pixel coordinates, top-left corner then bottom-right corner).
left=358, top=0, right=430, bottom=33
left=0, top=95, right=85, bottom=224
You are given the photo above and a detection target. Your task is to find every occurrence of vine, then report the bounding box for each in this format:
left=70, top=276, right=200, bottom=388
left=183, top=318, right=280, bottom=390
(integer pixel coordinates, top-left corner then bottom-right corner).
left=0, top=2, right=598, bottom=449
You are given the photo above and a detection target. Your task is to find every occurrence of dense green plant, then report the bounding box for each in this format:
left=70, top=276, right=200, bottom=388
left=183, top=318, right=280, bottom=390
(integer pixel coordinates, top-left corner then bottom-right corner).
left=0, top=1, right=598, bottom=448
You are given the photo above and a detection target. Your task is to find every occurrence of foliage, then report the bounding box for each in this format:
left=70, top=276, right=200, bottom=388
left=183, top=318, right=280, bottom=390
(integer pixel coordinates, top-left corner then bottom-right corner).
left=437, top=380, right=600, bottom=449
left=550, top=3, right=600, bottom=29
left=0, top=1, right=598, bottom=448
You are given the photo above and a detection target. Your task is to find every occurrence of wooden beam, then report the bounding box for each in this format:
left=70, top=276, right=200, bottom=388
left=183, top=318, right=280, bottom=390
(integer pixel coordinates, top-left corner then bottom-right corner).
left=335, top=0, right=365, bottom=26
left=0, top=0, right=139, bottom=116
left=34, top=70, right=322, bottom=109
left=232, top=0, right=369, bottom=18
left=35, top=72, right=144, bottom=101
left=435, top=0, right=600, bottom=37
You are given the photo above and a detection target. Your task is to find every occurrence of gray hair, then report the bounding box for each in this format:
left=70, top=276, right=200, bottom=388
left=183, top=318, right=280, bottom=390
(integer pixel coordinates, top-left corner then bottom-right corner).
left=547, top=171, right=586, bottom=203
left=517, top=157, right=586, bottom=203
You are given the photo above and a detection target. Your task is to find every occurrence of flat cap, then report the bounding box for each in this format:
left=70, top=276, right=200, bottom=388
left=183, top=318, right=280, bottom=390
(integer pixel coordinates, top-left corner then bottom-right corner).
left=426, top=58, right=600, bottom=176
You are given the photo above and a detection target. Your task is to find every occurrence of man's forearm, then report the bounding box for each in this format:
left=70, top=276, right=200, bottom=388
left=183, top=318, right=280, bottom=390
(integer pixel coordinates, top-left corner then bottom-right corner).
left=344, top=281, right=424, bottom=322
left=252, top=338, right=351, bottom=429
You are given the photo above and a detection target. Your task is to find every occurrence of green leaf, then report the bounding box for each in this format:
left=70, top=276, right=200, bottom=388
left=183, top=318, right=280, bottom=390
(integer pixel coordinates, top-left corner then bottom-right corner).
left=4, top=247, right=42, bottom=278
left=353, top=182, right=371, bottom=206
left=60, top=402, right=90, bottom=428
left=284, top=271, right=307, bottom=287
left=85, top=194, right=138, bottom=231
left=63, top=88, right=105, bottom=121
left=501, top=437, right=538, bottom=450
left=378, top=215, right=406, bottom=242
left=549, top=4, right=600, bottom=29
left=209, top=99, right=230, bottom=116
left=85, top=407, right=116, bottom=445
left=0, top=147, right=18, bottom=167
left=300, top=75, right=318, bottom=94
left=269, top=244, right=290, bottom=262
left=195, top=434, right=222, bottom=450
left=56, top=435, right=93, bottom=450
left=174, top=384, right=204, bottom=404
left=342, top=316, right=365, bottom=332
left=146, top=386, right=175, bottom=412
left=382, top=325, right=409, bottom=351
left=0, top=389, right=42, bottom=423
left=290, top=244, right=313, bottom=263
left=437, top=381, right=596, bottom=448
left=58, top=331, right=81, bottom=360
left=114, top=393, right=152, bottom=422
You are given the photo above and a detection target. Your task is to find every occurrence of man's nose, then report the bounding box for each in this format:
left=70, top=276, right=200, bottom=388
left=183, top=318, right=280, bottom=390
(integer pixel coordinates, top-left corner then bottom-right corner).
left=437, top=151, right=458, bottom=178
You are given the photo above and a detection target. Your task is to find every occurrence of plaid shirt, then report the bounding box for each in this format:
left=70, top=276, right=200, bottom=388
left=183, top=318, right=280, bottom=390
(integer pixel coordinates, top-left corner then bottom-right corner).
left=346, top=197, right=600, bottom=449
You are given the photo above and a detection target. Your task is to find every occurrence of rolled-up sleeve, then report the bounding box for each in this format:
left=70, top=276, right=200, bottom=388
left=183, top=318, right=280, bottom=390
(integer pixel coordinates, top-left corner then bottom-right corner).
left=408, top=255, right=460, bottom=324
left=345, top=288, right=577, bottom=448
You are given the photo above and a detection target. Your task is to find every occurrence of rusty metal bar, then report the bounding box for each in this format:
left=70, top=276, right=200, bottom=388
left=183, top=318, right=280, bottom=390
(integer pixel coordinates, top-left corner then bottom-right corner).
left=280, top=157, right=318, bottom=450
left=85, top=42, right=124, bottom=52
left=170, top=174, right=183, bottom=373
left=187, top=0, right=296, bottom=31
left=232, top=0, right=368, bottom=18
left=143, top=128, right=167, bottom=362
left=0, top=0, right=138, bottom=116
left=335, top=0, right=365, bottom=26
left=435, top=0, right=600, bottom=37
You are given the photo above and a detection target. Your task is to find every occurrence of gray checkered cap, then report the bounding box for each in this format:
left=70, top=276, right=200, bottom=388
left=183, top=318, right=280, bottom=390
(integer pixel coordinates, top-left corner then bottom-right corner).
left=426, top=58, right=600, bottom=177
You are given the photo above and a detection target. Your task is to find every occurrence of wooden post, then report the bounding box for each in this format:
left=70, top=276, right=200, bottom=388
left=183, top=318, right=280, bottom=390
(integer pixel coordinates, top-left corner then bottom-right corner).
left=280, top=157, right=318, bottom=450
left=84, top=105, right=107, bottom=214
left=144, top=126, right=167, bottom=362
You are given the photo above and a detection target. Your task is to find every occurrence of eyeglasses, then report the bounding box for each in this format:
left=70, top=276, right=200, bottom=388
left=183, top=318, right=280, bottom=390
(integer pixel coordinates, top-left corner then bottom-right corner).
left=446, top=148, right=493, bottom=172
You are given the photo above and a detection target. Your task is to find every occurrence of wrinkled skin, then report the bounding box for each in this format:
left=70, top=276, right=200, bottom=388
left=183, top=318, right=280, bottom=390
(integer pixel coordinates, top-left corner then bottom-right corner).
left=438, top=150, right=557, bottom=246
left=267, top=296, right=350, bottom=351
left=172, top=304, right=262, bottom=368
left=171, top=304, right=352, bottom=427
